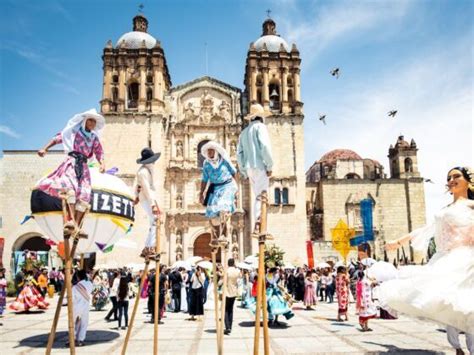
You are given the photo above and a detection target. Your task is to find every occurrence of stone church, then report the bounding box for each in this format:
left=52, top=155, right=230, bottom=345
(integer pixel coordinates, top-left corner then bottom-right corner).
left=0, top=13, right=426, bottom=273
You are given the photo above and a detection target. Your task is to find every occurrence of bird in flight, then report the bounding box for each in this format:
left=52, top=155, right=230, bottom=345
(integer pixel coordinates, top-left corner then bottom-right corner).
left=388, top=110, right=398, bottom=118
left=330, top=68, right=340, bottom=79
left=424, top=178, right=434, bottom=184
left=319, top=114, right=327, bottom=125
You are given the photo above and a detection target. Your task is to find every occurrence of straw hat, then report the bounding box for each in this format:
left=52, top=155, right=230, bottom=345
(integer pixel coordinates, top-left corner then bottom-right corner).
left=244, top=103, right=269, bottom=121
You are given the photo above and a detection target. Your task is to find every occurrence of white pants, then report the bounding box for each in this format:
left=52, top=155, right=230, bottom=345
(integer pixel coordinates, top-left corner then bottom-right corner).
left=447, top=326, right=474, bottom=354
left=74, top=312, right=89, bottom=342
left=247, top=168, right=269, bottom=221
left=141, top=200, right=157, bottom=248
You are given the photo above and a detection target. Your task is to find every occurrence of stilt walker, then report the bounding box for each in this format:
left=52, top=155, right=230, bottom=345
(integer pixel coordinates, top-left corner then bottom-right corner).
left=198, top=141, right=239, bottom=355
left=122, top=146, right=162, bottom=354
left=236, top=103, right=274, bottom=355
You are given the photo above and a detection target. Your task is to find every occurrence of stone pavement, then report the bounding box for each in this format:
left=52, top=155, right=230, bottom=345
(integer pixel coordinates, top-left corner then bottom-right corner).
left=0, top=295, right=460, bottom=354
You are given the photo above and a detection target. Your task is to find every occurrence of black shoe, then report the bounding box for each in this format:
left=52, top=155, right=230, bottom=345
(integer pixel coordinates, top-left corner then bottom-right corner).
left=224, top=329, right=231, bottom=335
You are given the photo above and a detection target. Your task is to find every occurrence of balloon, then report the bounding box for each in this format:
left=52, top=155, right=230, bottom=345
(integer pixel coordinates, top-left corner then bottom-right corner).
left=31, top=168, right=135, bottom=254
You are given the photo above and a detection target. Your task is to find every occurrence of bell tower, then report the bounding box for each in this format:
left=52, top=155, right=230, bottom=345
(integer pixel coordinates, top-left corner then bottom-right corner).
left=388, top=135, right=421, bottom=178
left=244, top=18, right=303, bottom=115
left=100, top=13, right=171, bottom=114
left=242, top=17, right=307, bottom=263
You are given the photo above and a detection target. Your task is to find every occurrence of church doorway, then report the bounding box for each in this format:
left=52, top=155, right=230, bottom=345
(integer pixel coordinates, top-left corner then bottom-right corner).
left=193, top=233, right=220, bottom=262
left=11, top=234, right=51, bottom=275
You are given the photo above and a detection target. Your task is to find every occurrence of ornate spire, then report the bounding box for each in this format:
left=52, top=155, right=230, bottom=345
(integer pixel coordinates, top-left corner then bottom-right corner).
left=133, top=13, right=148, bottom=32
left=262, top=18, right=277, bottom=36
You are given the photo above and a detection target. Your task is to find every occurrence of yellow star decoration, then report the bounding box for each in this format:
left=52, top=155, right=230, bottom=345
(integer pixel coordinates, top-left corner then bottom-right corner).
left=331, top=219, right=356, bottom=262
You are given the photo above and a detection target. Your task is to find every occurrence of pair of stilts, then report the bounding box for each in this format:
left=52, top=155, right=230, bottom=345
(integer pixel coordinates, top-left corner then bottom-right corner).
left=46, top=195, right=89, bottom=355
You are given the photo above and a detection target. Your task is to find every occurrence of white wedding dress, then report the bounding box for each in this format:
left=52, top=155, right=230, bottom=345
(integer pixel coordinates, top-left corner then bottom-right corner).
left=379, top=198, right=474, bottom=333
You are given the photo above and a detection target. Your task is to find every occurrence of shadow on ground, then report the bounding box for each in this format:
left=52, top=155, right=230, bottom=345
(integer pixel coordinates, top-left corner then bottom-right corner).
left=17, top=330, right=120, bottom=349
left=363, top=342, right=445, bottom=354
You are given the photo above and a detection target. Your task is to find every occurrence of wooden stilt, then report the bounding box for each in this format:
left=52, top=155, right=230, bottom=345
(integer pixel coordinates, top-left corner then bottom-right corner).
left=209, top=220, right=222, bottom=355
left=45, top=237, right=79, bottom=354
left=63, top=235, right=76, bottom=355
left=218, top=238, right=228, bottom=352
left=79, top=253, right=85, bottom=270
left=253, top=191, right=271, bottom=355
left=153, top=219, right=161, bottom=355
left=121, top=260, right=150, bottom=355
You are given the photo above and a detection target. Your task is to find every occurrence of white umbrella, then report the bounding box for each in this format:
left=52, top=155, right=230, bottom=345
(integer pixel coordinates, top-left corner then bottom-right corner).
left=236, top=262, right=254, bottom=271
left=283, top=261, right=296, bottom=270
left=317, top=262, right=331, bottom=269
left=244, top=255, right=258, bottom=263
left=171, top=260, right=192, bottom=271
left=334, top=261, right=345, bottom=268
left=367, top=261, right=398, bottom=282
left=186, top=256, right=203, bottom=266
left=196, top=260, right=213, bottom=270
left=361, top=258, right=376, bottom=267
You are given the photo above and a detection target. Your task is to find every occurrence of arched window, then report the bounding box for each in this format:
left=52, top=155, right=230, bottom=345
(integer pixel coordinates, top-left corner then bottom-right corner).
left=287, top=77, right=293, bottom=86
left=197, top=140, right=210, bottom=168
left=345, top=173, right=361, bottom=179
left=111, top=87, right=118, bottom=102
left=282, top=188, right=289, bottom=204
left=112, top=75, right=119, bottom=83
left=146, top=75, right=153, bottom=84
left=269, top=82, right=280, bottom=110
left=274, top=188, right=281, bottom=205
left=404, top=158, right=413, bottom=172
left=127, top=82, right=139, bottom=109
left=257, top=89, right=262, bottom=104
left=287, top=89, right=294, bottom=103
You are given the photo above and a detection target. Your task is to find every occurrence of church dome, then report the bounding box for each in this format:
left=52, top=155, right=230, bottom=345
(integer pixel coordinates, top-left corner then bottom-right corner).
left=253, top=18, right=290, bottom=53
left=116, top=31, right=157, bottom=49
left=318, top=149, right=362, bottom=165
left=254, top=35, right=290, bottom=52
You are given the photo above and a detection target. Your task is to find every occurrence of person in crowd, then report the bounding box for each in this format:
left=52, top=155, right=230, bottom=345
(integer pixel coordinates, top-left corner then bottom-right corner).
left=10, top=270, right=49, bottom=312
left=0, top=268, right=7, bottom=317
left=224, top=258, right=241, bottom=335
left=294, top=268, right=305, bottom=302
left=326, top=271, right=335, bottom=303
left=105, top=271, right=119, bottom=322
left=304, top=271, right=317, bottom=310
left=169, top=267, right=183, bottom=313
left=117, top=273, right=130, bottom=330
left=70, top=269, right=93, bottom=346
left=189, top=266, right=205, bottom=321
left=336, top=266, right=350, bottom=321
left=48, top=267, right=58, bottom=292
left=37, top=269, right=49, bottom=297
left=358, top=271, right=376, bottom=332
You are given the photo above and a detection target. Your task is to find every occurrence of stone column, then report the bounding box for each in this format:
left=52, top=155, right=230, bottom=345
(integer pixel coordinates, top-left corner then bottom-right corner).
left=184, top=133, right=189, bottom=160
left=101, top=67, right=112, bottom=113
left=262, top=68, right=270, bottom=110
left=281, top=68, right=289, bottom=113
left=250, top=69, right=257, bottom=102
left=238, top=226, right=244, bottom=261
left=118, top=67, right=126, bottom=112
left=169, top=228, right=176, bottom=264
left=171, top=181, right=176, bottom=209
left=293, top=69, right=301, bottom=102
left=138, top=66, right=146, bottom=111
left=170, top=132, right=175, bottom=159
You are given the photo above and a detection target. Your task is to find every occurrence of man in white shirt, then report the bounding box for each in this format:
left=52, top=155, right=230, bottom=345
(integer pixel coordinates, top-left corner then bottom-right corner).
left=134, top=147, right=162, bottom=258
left=224, top=258, right=241, bottom=335
left=237, top=104, right=273, bottom=232
left=71, top=270, right=93, bottom=346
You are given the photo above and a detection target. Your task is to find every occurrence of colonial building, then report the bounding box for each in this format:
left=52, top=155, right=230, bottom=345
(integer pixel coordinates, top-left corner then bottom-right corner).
left=0, top=13, right=426, bottom=274
left=306, top=135, right=426, bottom=263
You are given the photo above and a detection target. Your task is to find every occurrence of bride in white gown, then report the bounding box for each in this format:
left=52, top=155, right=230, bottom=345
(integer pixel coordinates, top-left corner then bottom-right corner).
left=382, top=166, right=473, bottom=354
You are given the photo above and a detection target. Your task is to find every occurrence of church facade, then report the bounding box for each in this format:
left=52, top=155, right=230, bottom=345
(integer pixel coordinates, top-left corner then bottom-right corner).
left=0, top=13, right=426, bottom=273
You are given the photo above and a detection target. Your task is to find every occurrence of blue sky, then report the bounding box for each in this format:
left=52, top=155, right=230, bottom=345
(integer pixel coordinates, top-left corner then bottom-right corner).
left=1, top=0, right=473, bottom=220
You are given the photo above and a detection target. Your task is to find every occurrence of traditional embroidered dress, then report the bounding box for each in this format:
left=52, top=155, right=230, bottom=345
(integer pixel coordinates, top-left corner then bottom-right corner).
left=379, top=198, right=474, bottom=333
left=303, top=278, right=317, bottom=307
left=36, top=110, right=104, bottom=208
left=336, top=274, right=350, bottom=315
left=202, top=159, right=238, bottom=218
left=73, top=279, right=93, bottom=342
left=9, top=276, right=49, bottom=312
left=0, top=276, right=7, bottom=315
left=358, top=277, right=377, bottom=323
left=355, top=280, right=363, bottom=314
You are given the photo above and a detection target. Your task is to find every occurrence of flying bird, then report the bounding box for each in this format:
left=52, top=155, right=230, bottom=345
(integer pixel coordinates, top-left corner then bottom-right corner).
left=424, top=178, right=434, bottom=184
left=330, top=68, right=340, bottom=79
left=388, top=110, right=398, bottom=118
left=319, top=114, right=327, bottom=125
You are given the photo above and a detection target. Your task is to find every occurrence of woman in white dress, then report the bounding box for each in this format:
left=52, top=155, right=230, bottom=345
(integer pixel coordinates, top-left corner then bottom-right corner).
left=383, top=166, right=474, bottom=354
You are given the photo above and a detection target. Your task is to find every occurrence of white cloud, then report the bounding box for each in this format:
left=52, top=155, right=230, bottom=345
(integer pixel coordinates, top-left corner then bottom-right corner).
left=0, top=125, right=21, bottom=139
left=277, top=0, right=412, bottom=68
